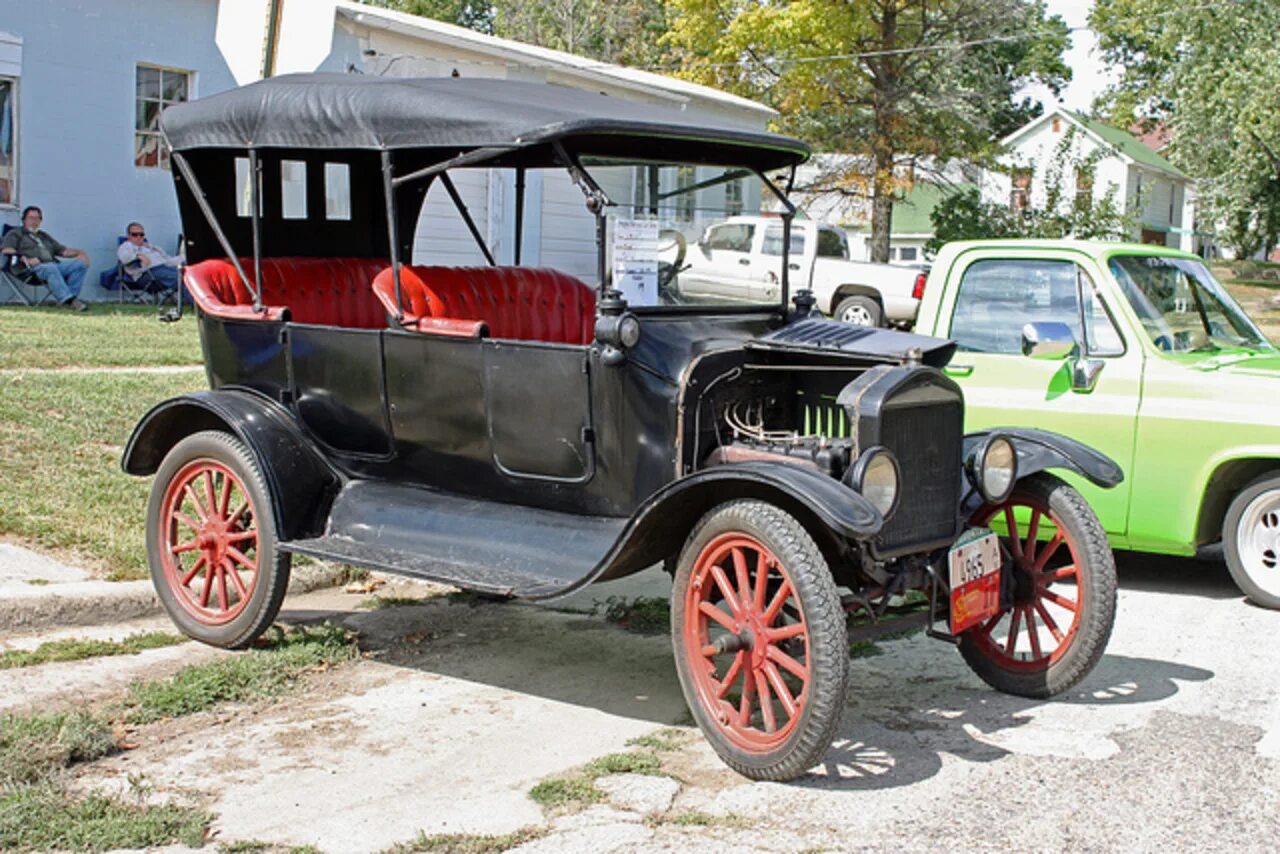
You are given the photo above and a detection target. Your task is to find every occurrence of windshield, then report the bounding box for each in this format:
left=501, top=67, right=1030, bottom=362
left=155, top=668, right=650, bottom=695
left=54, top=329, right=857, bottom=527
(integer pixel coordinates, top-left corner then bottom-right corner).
left=579, top=158, right=790, bottom=311
left=1107, top=255, right=1273, bottom=353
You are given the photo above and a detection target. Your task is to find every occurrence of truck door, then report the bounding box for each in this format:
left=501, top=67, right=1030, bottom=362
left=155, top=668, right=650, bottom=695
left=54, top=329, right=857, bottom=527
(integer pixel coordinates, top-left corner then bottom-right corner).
left=757, top=224, right=805, bottom=303
left=933, top=253, right=1141, bottom=537
left=682, top=221, right=759, bottom=303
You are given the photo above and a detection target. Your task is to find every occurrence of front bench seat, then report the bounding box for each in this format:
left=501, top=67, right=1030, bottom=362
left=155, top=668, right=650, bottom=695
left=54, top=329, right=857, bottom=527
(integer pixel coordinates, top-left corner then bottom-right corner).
left=372, top=265, right=597, bottom=345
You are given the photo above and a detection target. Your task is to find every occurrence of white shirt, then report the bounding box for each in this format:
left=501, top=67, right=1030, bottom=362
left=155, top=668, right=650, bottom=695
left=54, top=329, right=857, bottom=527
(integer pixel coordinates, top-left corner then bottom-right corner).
left=117, top=240, right=182, bottom=270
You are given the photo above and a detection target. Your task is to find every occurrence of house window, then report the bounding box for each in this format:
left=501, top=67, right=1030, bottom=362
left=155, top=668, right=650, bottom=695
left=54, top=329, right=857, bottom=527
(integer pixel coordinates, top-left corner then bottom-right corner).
left=675, top=165, right=696, bottom=222
left=724, top=178, right=744, bottom=216
left=898, top=246, right=918, bottom=262
left=1075, top=169, right=1093, bottom=209
left=1051, top=116, right=1062, bottom=133
left=135, top=65, right=190, bottom=169
left=0, top=78, right=14, bottom=206
left=1011, top=168, right=1032, bottom=212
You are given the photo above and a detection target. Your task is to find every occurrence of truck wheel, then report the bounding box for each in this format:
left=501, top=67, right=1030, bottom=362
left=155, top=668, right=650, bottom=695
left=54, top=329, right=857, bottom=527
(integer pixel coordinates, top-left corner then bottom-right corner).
left=833, top=295, right=882, bottom=327
left=1223, top=473, right=1280, bottom=609
left=146, top=430, right=291, bottom=649
left=958, top=474, right=1116, bottom=698
left=671, top=500, right=848, bottom=781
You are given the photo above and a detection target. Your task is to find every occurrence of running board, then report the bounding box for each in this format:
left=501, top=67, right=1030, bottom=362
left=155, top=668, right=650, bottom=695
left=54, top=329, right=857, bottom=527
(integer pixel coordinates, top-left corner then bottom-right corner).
left=280, top=481, right=626, bottom=600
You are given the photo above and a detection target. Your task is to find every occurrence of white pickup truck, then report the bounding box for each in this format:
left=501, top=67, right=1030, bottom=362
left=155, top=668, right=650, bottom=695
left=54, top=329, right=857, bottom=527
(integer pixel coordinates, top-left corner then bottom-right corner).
left=673, top=216, right=926, bottom=327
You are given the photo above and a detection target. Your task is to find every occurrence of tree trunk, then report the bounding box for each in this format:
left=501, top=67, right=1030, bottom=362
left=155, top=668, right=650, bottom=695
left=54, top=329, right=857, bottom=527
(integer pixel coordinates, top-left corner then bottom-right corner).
left=869, top=149, right=894, bottom=263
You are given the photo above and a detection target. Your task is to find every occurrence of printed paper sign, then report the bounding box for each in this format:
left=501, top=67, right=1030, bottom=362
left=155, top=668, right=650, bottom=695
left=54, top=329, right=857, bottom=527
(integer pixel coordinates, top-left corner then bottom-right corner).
left=612, top=219, right=660, bottom=306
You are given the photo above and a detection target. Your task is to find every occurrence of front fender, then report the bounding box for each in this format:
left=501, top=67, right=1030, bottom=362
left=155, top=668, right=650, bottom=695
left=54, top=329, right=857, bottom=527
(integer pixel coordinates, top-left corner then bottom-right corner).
left=964, top=427, right=1125, bottom=491
left=591, top=461, right=883, bottom=583
left=122, top=388, right=341, bottom=540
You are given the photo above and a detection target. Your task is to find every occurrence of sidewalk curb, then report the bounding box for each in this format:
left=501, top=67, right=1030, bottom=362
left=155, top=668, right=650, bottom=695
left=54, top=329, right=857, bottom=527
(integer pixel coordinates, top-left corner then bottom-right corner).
left=0, top=562, right=347, bottom=636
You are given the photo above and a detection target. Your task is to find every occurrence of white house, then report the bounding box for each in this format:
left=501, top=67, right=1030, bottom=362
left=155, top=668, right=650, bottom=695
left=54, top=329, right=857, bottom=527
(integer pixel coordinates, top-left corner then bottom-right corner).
left=0, top=0, right=775, bottom=301
left=989, top=108, right=1199, bottom=252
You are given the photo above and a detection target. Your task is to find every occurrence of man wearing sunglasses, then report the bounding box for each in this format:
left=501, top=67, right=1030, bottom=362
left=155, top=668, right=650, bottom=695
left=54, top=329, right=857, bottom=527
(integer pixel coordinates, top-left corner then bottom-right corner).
left=117, top=222, right=183, bottom=294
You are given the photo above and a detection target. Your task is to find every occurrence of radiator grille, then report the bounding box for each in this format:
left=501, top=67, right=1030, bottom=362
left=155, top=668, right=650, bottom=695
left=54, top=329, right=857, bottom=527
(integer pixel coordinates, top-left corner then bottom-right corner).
left=876, top=400, right=963, bottom=550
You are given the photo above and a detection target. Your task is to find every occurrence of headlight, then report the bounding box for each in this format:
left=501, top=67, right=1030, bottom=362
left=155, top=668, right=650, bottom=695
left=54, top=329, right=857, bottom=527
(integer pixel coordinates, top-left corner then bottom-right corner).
left=848, top=446, right=900, bottom=519
left=974, top=434, right=1017, bottom=504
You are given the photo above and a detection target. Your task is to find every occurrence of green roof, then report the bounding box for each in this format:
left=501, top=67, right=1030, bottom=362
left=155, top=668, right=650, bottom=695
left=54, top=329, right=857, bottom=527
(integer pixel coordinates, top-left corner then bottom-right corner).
left=1068, top=111, right=1188, bottom=179
left=851, top=182, right=970, bottom=235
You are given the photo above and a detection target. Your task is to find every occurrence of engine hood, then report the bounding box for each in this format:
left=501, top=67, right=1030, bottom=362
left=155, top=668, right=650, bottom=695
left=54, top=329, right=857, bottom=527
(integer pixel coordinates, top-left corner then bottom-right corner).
left=746, top=318, right=957, bottom=368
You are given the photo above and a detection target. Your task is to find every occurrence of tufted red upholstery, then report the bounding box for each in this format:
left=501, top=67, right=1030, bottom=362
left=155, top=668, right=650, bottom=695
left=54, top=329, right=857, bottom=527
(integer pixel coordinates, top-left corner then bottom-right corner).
left=372, top=265, right=597, bottom=345
left=185, top=257, right=390, bottom=328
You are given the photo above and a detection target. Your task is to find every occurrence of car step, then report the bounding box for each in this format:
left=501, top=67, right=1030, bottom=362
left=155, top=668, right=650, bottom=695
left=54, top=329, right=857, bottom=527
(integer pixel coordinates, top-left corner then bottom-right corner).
left=280, top=480, right=626, bottom=600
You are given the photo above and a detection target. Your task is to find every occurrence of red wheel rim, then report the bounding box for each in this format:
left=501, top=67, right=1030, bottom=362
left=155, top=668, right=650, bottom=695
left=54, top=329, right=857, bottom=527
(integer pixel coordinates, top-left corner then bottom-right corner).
left=684, top=533, right=810, bottom=752
left=157, top=459, right=260, bottom=625
left=967, top=496, right=1083, bottom=671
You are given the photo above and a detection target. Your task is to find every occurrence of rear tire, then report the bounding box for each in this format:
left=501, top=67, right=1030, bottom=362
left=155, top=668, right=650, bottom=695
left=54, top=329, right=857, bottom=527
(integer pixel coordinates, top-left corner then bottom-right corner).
left=146, top=430, right=291, bottom=649
left=1223, top=473, right=1280, bottom=609
left=958, top=474, right=1116, bottom=698
left=833, top=294, right=883, bottom=327
left=671, top=500, right=848, bottom=781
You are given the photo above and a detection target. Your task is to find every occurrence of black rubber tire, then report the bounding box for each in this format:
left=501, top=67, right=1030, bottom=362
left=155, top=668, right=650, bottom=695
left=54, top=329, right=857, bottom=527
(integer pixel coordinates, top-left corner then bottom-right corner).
left=671, top=500, right=848, bottom=781
left=1222, top=472, right=1280, bottom=610
left=145, top=430, right=291, bottom=649
left=833, top=294, right=883, bottom=327
left=958, top=474, right=1116, bottom=698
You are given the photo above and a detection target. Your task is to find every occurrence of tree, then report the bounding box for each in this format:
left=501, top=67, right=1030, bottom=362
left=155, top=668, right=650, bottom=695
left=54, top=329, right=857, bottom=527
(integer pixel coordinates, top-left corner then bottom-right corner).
left=663, top=0, right=1070, bottom=262
left=366, top=0, right=495, bottom=33
left=1092, top=0, right=1280, bottom=258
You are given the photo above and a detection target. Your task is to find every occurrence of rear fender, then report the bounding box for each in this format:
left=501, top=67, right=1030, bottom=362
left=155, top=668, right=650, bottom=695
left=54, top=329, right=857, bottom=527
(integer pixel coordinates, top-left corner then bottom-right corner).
left=961, top=427, right=1124, bottom=514
left=121, top=389, right=341, bottom=540
left=593, top=461, right=883, bottom=582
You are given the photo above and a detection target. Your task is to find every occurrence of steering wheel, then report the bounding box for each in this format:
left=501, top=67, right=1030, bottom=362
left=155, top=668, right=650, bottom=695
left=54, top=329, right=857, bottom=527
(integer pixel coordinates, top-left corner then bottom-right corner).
left=657, top=228, right=688, bottom=301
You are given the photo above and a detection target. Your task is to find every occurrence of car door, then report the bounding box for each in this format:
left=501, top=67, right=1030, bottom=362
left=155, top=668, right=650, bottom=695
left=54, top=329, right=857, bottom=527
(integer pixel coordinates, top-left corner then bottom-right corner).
left=934, top=252, right=1142, bottom=538
left=759, top=224, right=807, bottom=302
left=681, top=222, right=757, bottom=301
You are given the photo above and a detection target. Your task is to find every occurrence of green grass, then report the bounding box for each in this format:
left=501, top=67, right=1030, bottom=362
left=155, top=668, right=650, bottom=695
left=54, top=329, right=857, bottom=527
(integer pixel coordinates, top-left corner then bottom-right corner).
left=0, top=305, right=202, bottom=370
left=122, top=624, right=358, bottom=724
left=849, top=639, right=884, bottom=658
left=528, top=749, right=667, bottom=812
left=0, top=632, right=186, bottom=670
left=625, top=728, right=689, bottom=752
left=0, top=370, right=204, bottom=579
left=582, top=751, right=663, bottom=776
left=0, top=785, right=210, bottom=852
left=600, top=596, right=670, bottom=635
left=382, top=827, right=545, bottom=854
left=0, top=710, right=118, bottom=788
left=357, top=595, right=424, bottom=610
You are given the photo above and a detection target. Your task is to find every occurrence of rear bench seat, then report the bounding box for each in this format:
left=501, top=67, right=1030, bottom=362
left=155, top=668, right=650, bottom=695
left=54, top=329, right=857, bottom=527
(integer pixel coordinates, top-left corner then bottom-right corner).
left=185, top=257, right=390, bottom=329
left=372, top=265, right=597, bottom=345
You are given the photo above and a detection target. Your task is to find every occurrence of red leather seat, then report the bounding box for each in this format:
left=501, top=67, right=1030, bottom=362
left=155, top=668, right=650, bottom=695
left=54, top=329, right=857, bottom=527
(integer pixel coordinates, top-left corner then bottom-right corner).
left=372, top=265, right=596, bottom=345
left=185, top=257, right=390, bottom=328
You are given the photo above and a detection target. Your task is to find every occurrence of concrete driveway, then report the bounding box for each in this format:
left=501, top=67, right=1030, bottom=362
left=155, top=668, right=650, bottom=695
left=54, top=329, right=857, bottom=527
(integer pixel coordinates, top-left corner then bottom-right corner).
left=4, top=551, right=1278, bottom=852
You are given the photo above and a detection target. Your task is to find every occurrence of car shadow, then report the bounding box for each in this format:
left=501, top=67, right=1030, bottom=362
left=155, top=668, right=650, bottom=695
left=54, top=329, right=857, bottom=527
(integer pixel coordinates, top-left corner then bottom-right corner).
left=1113, top=549, right=1241, bottom=601
left=279, top=594, right=1213, bottom=792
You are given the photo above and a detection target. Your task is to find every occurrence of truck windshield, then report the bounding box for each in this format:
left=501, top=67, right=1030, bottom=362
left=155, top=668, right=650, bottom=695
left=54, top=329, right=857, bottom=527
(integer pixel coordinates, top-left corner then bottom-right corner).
left=580, top=158, right=789, bottom=311
left=1107, top=255, right=1273, bottom=353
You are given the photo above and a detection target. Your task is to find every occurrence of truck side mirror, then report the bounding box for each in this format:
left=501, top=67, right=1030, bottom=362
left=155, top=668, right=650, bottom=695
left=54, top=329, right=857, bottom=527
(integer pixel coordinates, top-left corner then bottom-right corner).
left=1020, top=321, right=1075, bottom=361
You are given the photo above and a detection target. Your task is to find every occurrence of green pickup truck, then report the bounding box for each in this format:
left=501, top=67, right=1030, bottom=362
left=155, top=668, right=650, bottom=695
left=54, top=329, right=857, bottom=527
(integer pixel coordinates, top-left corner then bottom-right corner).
left=914, top=240, right=1280, bottom=609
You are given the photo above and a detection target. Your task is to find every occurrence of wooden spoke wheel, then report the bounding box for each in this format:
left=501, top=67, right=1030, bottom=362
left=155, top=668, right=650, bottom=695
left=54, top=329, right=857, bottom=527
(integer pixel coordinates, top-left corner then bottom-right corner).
left=959, top=474, right=1116, bottom=698
left=146, top=431, right=291, bottom=649
left=672, top=500, right=848, bottom=781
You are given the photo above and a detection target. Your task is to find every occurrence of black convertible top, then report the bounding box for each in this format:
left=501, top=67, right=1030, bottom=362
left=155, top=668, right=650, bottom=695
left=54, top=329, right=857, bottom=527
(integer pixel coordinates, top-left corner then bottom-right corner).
left=160, top=73, right=809, bottom=169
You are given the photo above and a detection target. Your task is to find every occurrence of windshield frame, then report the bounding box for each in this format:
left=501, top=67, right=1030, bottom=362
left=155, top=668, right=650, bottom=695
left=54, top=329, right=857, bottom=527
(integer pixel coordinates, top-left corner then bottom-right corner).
left=1105, top=250, right=1274, bottom=355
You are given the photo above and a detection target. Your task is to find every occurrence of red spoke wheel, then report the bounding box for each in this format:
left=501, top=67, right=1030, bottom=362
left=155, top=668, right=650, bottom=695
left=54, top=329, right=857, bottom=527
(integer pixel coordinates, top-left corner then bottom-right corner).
left=958, top=474, right=1116, bottom=698
left=672, top=500, right=848, bottom=781
left=146, top=431, right=291, bottom=649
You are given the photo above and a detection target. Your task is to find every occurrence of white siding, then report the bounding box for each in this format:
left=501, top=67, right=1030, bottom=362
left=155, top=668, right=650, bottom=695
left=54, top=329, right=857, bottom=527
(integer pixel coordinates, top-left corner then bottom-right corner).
left=412, top=169, right=490, bottom=266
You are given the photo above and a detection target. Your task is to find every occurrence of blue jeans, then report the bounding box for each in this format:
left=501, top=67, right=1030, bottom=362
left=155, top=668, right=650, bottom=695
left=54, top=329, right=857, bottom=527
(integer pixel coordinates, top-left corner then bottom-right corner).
left=32, top=258, right=88, bottom=304
left=146, top=264, right=180, bottom=291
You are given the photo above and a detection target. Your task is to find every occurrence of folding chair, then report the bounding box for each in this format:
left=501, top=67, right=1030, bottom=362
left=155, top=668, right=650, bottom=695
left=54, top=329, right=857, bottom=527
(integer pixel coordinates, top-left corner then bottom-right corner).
left=112, top=236, right=161, bottom=304
left=0, top=224, right=56, bottom=305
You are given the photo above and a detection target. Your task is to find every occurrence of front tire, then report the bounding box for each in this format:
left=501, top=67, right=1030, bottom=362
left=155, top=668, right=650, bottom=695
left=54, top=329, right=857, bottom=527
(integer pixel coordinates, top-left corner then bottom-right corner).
left=671, top=500, right=848, bottom=781
left=146, top=430, right=291, bottom=649
left=1223, top=473, right=1280, bottom=609
left=958, top=474, right=1116, bottom=698
left=833, top=294, right=883, bottom=327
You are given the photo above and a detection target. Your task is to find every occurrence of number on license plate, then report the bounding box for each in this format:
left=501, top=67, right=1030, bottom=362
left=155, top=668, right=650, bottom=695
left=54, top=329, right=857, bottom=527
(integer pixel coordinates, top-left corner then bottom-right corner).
left=948, top=530, right=1002, bottom=635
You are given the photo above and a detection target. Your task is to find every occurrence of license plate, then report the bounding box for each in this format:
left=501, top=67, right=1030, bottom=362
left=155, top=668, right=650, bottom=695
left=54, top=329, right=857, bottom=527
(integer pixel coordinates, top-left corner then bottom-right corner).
left=948, top=529, right=1002, bottom=635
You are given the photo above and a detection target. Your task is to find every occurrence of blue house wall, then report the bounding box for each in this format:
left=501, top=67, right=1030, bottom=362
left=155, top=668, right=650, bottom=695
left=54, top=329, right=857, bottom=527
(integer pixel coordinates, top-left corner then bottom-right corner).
left=2, top=0, right=238, bottom=299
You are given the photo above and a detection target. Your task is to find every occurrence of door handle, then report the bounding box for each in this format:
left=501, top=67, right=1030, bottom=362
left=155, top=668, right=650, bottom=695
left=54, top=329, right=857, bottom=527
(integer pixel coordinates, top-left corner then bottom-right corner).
left=738, top=258, right=750, bottom=266
left=788, top=263, right=800, bottom=271
left=943, top=364, right=974, bottom=377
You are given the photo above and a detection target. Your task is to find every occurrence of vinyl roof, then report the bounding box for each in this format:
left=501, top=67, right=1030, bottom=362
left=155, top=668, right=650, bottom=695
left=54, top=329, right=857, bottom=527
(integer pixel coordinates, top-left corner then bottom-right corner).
left=160, top=74, right=809, bottom=169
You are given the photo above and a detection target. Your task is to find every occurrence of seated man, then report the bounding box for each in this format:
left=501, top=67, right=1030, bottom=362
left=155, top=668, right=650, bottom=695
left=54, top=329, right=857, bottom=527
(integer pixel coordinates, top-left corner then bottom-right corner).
left=1, top=206, right=89, bottom=311
left=116, top=222, right=182, bottom=292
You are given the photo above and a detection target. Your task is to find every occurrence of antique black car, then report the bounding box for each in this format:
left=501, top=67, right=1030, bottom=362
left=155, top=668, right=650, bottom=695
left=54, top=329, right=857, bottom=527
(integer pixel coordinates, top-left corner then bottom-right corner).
left=124, top=74, right=1121, bottom=781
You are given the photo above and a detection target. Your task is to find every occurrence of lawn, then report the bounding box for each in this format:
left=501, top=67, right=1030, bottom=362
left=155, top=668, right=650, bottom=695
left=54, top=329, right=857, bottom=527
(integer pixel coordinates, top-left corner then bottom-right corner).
left=0, top=305, right=202, bottom=369
left=1214, top=263, right=1280, bottom=345
left=0, top=370, right=205, bottom=579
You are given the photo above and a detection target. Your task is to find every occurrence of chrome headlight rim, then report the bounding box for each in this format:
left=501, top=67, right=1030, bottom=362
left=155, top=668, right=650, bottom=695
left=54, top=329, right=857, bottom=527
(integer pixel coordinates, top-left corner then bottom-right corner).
left=972, top=433, right=1017, bottom=505
left=849, top=445, right=901, bottom=520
